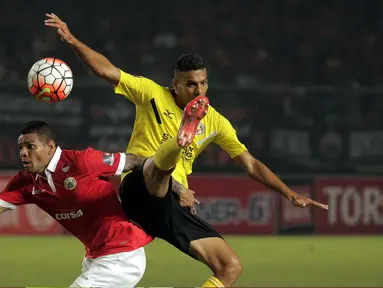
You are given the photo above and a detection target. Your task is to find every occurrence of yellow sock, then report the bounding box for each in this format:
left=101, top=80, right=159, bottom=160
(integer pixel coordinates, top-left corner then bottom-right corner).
left=154, top=137, right=182, bottom=171
left=201, top=276, right=225, bottom=287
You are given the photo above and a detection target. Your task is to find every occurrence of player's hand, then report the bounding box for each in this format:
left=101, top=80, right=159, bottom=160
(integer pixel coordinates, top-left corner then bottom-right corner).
left=289, top=193, right=328, bottom=210
left=44, top=13, right=75, bottom=44
left=179, top=188, right=200, bottom=215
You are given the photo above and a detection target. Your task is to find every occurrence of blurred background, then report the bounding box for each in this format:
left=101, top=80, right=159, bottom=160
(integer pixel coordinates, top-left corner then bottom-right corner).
left=0, top=0, right=382, bottom=286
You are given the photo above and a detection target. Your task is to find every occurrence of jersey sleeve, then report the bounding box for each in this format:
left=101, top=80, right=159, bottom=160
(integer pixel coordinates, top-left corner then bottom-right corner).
left=213, top=114, right=247, bottom=158
left=114, top=70, right=163, bottom=105
left=83, top=148, right=126, bottom=177
left=0, top=174, right=30, bottom=210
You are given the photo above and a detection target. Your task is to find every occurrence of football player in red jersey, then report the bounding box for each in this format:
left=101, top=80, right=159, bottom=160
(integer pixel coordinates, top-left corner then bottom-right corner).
left=0, top=120, right=160, bottom=287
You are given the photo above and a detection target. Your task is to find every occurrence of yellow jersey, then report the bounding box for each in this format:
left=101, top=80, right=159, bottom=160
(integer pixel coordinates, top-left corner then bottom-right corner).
left=114, top=70, right=247, bottom=187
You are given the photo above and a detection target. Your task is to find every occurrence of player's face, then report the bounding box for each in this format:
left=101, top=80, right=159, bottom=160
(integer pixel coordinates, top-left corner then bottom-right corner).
left=173, top=69, right=208, bottom=107
left=17, top=133, right=56, bottom=174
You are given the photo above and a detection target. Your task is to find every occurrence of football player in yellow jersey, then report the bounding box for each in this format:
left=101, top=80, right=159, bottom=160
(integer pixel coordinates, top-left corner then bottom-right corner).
left=46, top=13, right=329, bottom=288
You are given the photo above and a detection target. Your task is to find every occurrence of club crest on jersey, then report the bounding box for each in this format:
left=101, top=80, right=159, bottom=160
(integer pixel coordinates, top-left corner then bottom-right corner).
left=64, top=177, right=77, bottom=190
left=196, top=123, right=205, bottom=135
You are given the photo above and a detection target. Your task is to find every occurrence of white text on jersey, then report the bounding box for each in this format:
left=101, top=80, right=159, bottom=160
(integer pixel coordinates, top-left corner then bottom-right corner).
left=55, top=209, right=83, bottom=220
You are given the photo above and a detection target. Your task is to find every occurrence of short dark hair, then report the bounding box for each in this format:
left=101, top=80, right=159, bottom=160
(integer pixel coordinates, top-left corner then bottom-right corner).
left=175, top=54, right=207, bottom=72
left=20, top=121, right=54, bottom=142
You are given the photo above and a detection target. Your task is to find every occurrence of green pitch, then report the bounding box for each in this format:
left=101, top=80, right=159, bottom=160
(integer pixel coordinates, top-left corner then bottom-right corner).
left=0, top=235, right=381, bottom=287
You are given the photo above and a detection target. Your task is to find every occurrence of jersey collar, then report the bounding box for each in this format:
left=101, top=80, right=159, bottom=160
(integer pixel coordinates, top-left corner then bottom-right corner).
left=46, top=146, right=62, bottom=173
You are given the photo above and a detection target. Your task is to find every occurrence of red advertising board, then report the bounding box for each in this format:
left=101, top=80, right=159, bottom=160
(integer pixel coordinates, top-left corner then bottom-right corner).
left=188, top=175, right=276, bottom=234
left=280, top=185, right=312, bottom=229
left=315, top=176, right=383, bottom=234
left=0, top=174, right=62, bottom=235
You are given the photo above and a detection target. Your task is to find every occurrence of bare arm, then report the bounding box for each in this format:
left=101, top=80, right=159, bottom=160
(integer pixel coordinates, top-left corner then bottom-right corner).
left=234, top=151, right=296, bottom=200
left=171, top=178, right=186, bottom=197
left=69, top=38, right=120, bottom=85
left=123, top=154, right=146, bottom=172
left=45, top=13, right=120, bottom=85
left=234, top=151, right=328, bottom=209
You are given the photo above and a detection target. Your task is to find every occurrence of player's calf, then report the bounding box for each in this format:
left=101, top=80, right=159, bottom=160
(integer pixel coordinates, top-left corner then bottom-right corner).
left=144, top=157, right=174, bottom=198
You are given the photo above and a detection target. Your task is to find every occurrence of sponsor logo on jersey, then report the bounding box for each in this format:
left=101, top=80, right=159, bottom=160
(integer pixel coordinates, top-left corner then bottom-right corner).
left=55, top=209, right=83, bottom=220
left=163, top=109, right=175, bottom=119
left=160, top=133, right=173, bottom=144
left=61, top=164, right=70, bottom=173
left=181, top=146, right=194, bottom=162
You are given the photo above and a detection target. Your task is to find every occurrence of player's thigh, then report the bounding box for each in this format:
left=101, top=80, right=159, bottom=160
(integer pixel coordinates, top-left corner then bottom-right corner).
left=120, top=164, right=174, bottom=235
left=69, top=257, right=92, bottom=287
left=189, top=237, right=241, bottom=271
left=80, top=256, right=91, bottom=274
left=70, top=247, right=146, bottom=287
left=150, top=197, right=224, bottom=256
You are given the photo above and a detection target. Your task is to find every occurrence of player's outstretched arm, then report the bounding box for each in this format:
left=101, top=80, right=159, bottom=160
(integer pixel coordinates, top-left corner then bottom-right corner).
left=44, top=13, right=120, bottom=86
left=123, top=154, right=145, bottom=172
left=234, top=151, right=328, bottom=210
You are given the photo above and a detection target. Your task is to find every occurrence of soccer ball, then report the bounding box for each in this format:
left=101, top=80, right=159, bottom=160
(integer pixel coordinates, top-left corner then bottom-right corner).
left=27, top=57, right=73, bottom=103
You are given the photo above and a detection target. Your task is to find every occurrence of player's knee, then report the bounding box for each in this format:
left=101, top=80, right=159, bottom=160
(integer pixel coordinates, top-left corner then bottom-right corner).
left=223, top=254, right=242, bottom=279
left=212, top=254, right=242, bottom=283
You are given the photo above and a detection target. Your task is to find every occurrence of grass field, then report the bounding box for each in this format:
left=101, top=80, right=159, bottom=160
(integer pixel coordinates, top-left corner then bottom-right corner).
left=0, top=235, right=381, bottom=287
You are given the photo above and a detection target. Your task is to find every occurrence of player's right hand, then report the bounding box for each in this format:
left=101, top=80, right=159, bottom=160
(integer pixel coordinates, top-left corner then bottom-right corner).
left=44, top=13, right=75, bottom=44
left=179, top=188, right=200, bottom=215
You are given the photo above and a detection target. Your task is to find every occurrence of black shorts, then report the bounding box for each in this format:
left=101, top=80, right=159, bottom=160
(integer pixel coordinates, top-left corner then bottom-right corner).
left=119, top=161, right=222, bottom=256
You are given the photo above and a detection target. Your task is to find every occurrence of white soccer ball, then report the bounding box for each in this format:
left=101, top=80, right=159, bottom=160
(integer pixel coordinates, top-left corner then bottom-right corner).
left=27, top=57, right=74, bottom=103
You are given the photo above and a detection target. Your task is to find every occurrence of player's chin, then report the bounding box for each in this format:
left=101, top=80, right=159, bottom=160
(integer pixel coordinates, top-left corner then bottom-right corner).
left=23, top=167, right=32, bottom=173
left=23, top=163, right=34, bottom=173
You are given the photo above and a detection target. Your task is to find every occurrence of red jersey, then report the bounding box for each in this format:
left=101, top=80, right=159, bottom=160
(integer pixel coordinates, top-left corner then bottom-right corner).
left=0, top=147, right=153, bottom=258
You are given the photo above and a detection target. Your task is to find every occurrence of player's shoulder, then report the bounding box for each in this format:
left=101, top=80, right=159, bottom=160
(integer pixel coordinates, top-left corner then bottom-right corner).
left=204, top=104, right=234, bottom=134
left=206, top=104, right=227, bottom=121
left=120, top=70, right=163, bottom=88
left=61, top=148, right=83, bottom=159
left=60, top=148, right=93, bottom=166
left=60, top=148, right=98, bottom=173
left=157, top=87, right=175, bottom=101
left=61, top=147, right=97, bottom=158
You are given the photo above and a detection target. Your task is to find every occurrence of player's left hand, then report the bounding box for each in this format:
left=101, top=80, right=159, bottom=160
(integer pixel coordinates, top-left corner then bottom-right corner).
left=44, top=13, right=76, bottom=44
left=179, top=188, right=200, bottom=215
left=289, top=194, right=328, bottom=210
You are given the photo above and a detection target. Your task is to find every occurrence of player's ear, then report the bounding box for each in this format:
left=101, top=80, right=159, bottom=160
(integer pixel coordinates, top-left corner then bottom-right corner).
left=47, top=140, right=56, bottom=155
left=172, top=78, right=179, bottom=94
